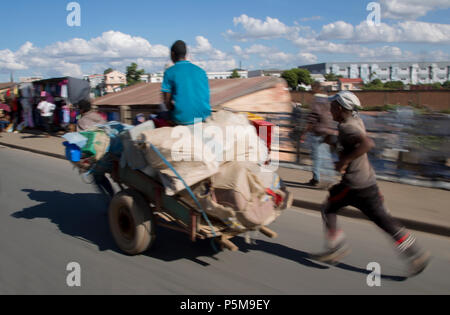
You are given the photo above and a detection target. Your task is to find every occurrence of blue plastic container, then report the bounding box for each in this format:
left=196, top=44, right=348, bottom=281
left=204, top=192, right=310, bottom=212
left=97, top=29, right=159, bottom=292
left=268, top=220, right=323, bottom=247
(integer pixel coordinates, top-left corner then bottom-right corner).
left=63, top=141, right=81, bottom=162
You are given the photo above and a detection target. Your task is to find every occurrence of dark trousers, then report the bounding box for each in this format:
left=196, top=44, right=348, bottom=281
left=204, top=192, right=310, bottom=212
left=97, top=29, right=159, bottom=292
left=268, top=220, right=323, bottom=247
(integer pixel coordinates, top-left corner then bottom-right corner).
left=322, top=183, right=423, bottom=258
left=322, top=183, right=401, bottom=238
left=41, top=116, right=53, bottom=135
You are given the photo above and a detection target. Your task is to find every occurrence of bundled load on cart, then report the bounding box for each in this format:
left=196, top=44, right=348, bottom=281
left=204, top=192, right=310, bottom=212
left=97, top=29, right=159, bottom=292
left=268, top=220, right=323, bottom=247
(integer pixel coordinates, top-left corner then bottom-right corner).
left=63, top=110, right=292, bottom=255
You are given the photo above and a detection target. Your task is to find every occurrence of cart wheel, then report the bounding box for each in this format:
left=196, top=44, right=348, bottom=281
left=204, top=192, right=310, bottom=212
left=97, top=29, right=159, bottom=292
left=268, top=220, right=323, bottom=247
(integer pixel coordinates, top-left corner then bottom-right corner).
left=109, top=189, right=155, bottom=255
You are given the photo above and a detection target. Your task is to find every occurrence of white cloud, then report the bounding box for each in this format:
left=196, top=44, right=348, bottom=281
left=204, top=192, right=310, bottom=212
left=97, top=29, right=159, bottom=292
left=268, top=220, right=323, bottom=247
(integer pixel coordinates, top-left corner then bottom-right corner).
left=266, top=52, right=295, bottom=63
left=353, top=21, right=450, bottom=44
left=190, top=36, right=213, bottom=53
left=318, top=20, right=450, bottom=44
left=319, top=21, right=354, bottom=40
left=225, top=14, right=299, bottom=41
left=0, top=31, right=172, bottom=77
left=191, top=59, right=237, bottom=72
left=245, top=44, right=274, bottom=55
left=379, top=0, right=450, bottom=20
left=297, top=52, right=318, bottom=64
left=187, top=36, right=237, bottom=71
left=0, top=49, right=27, bottom=71
left=189, top=36, right=230, bottom=62
left=356, top=45, right=406, bottom=59
left=292, top=36, right=356, bottom=54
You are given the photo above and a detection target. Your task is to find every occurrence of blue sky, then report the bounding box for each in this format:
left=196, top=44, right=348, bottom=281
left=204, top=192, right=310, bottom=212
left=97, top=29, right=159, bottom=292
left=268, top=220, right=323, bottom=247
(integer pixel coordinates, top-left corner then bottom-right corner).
left=1, top=0, right=449, bottom=81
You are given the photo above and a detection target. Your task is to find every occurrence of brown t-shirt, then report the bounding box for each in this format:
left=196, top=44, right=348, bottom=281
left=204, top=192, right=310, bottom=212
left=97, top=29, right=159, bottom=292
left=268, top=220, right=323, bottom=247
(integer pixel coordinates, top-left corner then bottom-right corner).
left=338, top=116, right=376, bottom=189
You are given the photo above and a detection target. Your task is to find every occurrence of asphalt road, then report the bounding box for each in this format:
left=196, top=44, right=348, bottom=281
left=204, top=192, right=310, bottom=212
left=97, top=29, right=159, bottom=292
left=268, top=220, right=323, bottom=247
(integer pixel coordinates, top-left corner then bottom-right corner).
left=0, top=146, right=449, bottom=294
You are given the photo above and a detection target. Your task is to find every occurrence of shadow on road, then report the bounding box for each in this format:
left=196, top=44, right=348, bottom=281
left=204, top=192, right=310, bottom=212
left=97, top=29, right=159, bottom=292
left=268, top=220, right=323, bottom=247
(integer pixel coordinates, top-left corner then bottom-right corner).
left=334, top=263, right=408, bottom=282
left=234, top=238, right=329, bottom=270
left=11, top=189, right=408, bottom=280
left=10, top=189, right=328, bottom=270
left=234, top=238, right=407, bottom=281
left=12, top=189, right=117, bottom=252
left=8, top=189, right=224, bottom=266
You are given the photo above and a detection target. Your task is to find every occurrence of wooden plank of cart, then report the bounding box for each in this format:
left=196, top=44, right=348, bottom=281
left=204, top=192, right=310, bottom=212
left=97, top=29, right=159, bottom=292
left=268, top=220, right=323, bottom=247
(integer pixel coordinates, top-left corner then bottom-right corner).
left=108, top=162, right=278, bottom=256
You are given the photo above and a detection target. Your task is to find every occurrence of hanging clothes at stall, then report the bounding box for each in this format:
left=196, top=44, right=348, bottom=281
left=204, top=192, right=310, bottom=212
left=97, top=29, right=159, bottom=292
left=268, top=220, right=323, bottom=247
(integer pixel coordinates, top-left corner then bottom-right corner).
left=67, top=77, right=90, bottom=105
left=19, top=84, right=34, bottom=128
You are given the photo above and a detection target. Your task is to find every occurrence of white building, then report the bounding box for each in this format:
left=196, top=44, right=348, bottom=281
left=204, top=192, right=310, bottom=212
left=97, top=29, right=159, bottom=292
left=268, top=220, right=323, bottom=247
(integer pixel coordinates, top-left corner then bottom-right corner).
left=104, top=70, right=127, bottom=93
left=140, top=74, right=150, bottom=83
left=207, top=70, right=248, bottom=80
left=299, top=62, right=450, bottom=84
left=83, top=74, right=105, bottom=89
left=150, top=72, right=164, bottom=83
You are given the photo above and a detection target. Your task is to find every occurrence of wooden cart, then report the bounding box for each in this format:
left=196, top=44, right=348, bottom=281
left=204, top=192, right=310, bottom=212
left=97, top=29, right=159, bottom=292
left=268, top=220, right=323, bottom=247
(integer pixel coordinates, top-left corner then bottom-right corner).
left=108, top=164, right=279, bottom=255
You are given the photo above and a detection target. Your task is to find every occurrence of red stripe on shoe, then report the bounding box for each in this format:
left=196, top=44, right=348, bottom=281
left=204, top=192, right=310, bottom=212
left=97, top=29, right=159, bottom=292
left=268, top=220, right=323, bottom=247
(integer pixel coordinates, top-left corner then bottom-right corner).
left=396, top=233, right=410, bottom=245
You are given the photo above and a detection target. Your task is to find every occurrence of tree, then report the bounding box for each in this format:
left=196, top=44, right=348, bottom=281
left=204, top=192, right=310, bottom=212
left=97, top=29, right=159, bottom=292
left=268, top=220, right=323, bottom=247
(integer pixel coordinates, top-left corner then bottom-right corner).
left=126, top=63, right=145, bottom=86
left=443, top=81, right=450, bottom=89
left=104, top=68, right=114, bottom=75
left=431, top=82, right=442, bottom=90
left=281, top=68, right=313, bottom=90
left=384, top=81, right=404, bottom=90
left=281, top=70, right=298, bottom=90
left=230, top=70, right=240, bottom=79
left=364, top=79, right=385, bottom=90
left=292, top=68, right=313, bottom=86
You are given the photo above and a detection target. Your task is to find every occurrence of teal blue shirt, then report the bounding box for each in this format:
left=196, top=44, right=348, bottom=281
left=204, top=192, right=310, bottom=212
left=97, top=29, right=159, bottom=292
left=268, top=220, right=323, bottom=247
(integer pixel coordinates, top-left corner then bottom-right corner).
left=161, top=60, right=211, bottom=125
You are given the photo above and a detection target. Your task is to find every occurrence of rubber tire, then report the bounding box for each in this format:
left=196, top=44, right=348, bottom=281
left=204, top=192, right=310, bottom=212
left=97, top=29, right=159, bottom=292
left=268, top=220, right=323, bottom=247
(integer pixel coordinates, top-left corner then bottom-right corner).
left=108, top=189, right=155, bottom=255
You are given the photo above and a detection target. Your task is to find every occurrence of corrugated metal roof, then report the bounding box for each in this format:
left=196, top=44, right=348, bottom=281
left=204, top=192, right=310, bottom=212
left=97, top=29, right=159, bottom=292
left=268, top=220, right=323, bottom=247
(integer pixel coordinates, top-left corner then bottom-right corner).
left=93, top=76, right=285, bottom=107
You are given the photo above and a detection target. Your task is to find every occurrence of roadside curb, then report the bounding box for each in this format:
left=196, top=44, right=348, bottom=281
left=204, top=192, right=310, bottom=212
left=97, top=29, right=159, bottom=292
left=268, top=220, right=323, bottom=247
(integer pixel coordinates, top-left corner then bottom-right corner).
left=2, top=141, right=449, bottom=237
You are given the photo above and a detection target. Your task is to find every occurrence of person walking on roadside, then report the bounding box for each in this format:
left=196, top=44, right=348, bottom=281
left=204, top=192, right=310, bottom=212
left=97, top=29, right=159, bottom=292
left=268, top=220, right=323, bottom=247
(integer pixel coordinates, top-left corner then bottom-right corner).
left=300, top=94, right=336, bottom=188
left=312, top=91, right=430, bottom=277
left=75, top=99, right=114, bottom=200
left=37, top=94, right=56, bottom=137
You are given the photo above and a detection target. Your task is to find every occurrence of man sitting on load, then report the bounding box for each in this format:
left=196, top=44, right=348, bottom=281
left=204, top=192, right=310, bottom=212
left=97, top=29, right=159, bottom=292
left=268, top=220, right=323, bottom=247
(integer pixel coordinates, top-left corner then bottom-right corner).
left=160, top=40, right=211, bottom=126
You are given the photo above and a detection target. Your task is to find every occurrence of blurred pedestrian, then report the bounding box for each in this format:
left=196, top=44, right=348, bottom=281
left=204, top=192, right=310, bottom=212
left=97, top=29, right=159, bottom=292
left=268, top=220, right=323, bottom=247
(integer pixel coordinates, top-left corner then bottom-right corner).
left=312, top=91, right=430, bottom=277
left=37, top=95, right=56, bottom=137
left=75, top=99, right=114, bottom=201
left=134, top=113, right=146, bottom=126
left=10, top=96, right=20, bottom=133
left=300, top=94, right=336, bottom=187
